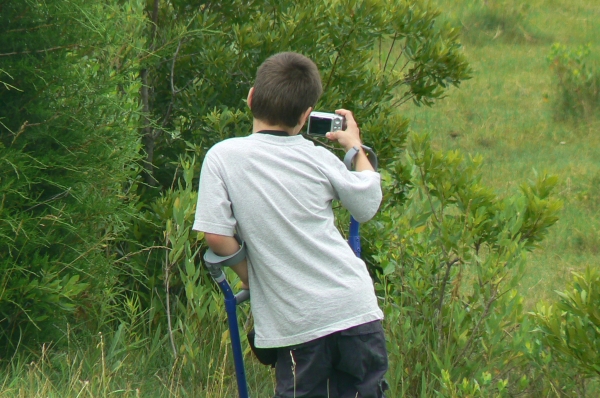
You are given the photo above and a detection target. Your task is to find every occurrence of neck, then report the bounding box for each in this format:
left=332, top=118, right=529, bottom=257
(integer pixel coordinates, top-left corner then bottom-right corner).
left=253, top=119, right=299, bottom=136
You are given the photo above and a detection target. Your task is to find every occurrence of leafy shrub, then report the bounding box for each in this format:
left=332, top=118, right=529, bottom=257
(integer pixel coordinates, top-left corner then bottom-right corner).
left=127, top=155, right=276, bottom=394
left=366, top=133, right=562, bottom=396
left=0, top=0, right=146, bottom=354
left=134, top=0, right=471, bottom=192
left=549, top=43, right=600, bottom=120
left=439, top=369, right=510, bottom=398
left=533, top=267, right=600, bottom=391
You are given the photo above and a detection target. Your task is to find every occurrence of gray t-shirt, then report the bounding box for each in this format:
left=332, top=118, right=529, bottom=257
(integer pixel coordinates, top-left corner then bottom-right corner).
left=193, top=133, right=383, bottom=348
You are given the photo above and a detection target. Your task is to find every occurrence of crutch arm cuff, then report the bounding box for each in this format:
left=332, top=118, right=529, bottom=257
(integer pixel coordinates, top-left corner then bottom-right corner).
left=343, top=144, right=378, bottom=171
left=203, top=236, right=247, bottom=268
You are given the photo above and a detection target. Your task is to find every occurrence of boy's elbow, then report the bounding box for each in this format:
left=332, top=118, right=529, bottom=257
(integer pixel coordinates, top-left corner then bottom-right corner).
left=204, top=232, right=242, bottom=257
left=352, top=194, right=382, bottom=223
left=352, top=208, right=379, bottom=223
left=204, top=233, right=229, bottom=248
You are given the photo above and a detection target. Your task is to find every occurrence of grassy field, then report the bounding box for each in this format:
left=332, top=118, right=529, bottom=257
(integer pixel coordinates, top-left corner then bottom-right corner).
left=406, top=0, right=600, bottom=306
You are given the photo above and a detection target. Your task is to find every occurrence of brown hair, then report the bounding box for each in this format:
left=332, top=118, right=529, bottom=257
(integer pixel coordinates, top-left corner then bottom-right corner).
left=251, top=52, right=323, bottom=128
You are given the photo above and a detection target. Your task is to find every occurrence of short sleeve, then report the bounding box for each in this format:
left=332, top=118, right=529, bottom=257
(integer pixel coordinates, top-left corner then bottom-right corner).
left=321, top=150, right=382, bottom=223
left=192, top=152, right=236, bottom=236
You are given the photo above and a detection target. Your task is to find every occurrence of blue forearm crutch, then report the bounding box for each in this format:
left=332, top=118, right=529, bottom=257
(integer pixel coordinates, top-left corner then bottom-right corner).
left=348, top=216, right=362, bottom=257
left=204, top=241, right=250, bottom=398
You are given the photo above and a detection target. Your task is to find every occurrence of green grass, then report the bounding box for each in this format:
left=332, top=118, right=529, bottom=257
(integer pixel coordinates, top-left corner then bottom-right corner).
left=0, top=328, right=276, bottom=397
left=406, top=0, right=600, bottom=306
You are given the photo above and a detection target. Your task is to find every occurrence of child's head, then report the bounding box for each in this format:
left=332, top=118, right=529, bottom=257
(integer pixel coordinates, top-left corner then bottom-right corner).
left=250, top=52, right=322, bottom=128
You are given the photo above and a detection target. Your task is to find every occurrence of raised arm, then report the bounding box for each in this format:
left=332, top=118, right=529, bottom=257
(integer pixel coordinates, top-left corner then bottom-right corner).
left=324, top=109, right=382, bottom=222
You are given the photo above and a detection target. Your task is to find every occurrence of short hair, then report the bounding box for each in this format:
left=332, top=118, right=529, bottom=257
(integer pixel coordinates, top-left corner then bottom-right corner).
left=251, top=52, right=323, bottom=128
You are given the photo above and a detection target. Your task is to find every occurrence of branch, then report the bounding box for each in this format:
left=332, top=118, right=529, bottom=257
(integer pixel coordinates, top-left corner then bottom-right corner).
left=160, top=39, right=183, bottom=128
left=5, top=23, right=55, bottom=33
left=378, top=37, right=382, bottom=70
left=0, top=44, right=80, bottom=57
left=453, top=289, right=498, bottom=367
left=139, top=0, right=162, bottom=187
left=388, top=71, right=425, bottom=89
left=164, top=241, right=178, bottom=359
left=391, top=94, right=416, bottom=109
left=390, top=50, right=406, bottom=75
left=519, top=212, right=543, bottom=244
left=140, top=68, right=158, bottom=186
left=418, top=164, right=458, bottom=349
left=392, top=51, right=410, bottom=75
left=437, top=258, right=461, bottom=313
left=150, top=0, right=160, bottom=47
left=383, top=33, right=398, bottom=72
left=23, top=188, right=71, bottom=212
left=9, top=113, right=60, bottom=145
left=437, top=257, right=461, bottom=347
left=113, top=245, right=171, bottom=264
left=305, top=135, right=344, bottom=153
left=324, top=27, right=355, bottom=92
left=170, top=41, right=182, bottom=95
left=419, top=167, right=441, bottom=225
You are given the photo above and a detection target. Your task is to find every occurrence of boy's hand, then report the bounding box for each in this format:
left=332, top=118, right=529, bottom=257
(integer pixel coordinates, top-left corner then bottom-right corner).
left=326, top=109, right=375, bottom=172
left=325, top=109, right=362, bottom=151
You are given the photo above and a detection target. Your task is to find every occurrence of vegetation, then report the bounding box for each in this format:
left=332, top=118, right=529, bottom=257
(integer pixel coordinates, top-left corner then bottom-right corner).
left=0, top=0, right=145, bottom=351
left=372, top=136, right=562, bottom=396
left=408, top=0, right=600, bottom=308
left=406, top=0, right=600, bottom=395
left=1, top=0, right=599, bottom=396
left=534, top=267, right=600, bottom=381
left=549, top=43, right=600, bottom=120
left=459, top=0, right=539, bottom=44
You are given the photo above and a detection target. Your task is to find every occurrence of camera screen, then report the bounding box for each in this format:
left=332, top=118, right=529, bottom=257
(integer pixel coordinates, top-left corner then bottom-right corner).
left=308, top=116, right=332, bottom=136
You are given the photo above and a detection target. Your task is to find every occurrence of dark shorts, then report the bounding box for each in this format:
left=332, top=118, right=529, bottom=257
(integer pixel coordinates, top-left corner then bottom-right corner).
left=273, top=320, right=389, bottom=398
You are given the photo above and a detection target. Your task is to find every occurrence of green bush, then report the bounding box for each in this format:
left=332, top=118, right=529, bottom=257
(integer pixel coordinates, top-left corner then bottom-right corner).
left=0, top=0, right=145, bottom=354
left=533, top=267, right=600, bottom=392
left=549, top=43, right=600, bottom=120
left=367, top=133, right=562, bottom=396
left=133, top=0, right=471, bottom=192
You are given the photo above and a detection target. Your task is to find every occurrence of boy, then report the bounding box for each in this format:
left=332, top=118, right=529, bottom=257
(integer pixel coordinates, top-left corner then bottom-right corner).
left=193, top=52, right=388, bottom=397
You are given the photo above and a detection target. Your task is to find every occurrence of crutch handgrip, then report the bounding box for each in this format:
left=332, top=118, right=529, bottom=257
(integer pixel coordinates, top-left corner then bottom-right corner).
left=235, top=289, right=250, bottom=304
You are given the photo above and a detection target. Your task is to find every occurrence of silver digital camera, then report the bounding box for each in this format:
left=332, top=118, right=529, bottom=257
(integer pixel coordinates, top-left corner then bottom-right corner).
left=306, top=111, right=345, bottom=136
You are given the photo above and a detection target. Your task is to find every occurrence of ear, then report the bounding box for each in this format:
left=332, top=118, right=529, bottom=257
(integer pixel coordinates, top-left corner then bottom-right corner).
left=247, top=87, right=254, bottom=109
left=300, top=107, right=312, bottom=125
left=295, top=107, right=313, bottom=133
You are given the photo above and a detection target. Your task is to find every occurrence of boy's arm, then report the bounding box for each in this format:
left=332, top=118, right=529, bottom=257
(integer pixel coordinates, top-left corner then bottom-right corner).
left=324, top=108, right=382, bottom=222
left=351, top=146, right=375, bottom=173
left=195, top=152, right=248, bottom=286
left=204, top=233, right=249, bottom=288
